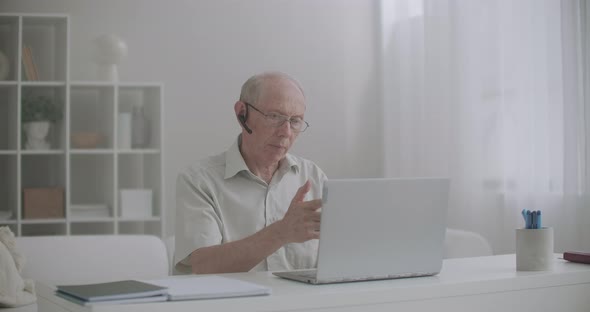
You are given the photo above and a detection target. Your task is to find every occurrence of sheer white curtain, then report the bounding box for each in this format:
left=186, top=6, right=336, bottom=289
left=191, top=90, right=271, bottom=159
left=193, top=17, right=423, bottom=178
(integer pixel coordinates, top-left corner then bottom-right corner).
left=381, top=0, right=589, bottom=253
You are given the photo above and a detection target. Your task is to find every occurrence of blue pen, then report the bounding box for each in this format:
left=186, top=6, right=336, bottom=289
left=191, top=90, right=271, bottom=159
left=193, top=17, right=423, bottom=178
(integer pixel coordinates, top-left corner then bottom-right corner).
left=531, top=211, right=537, bottom=229
left=526, top=210, right=532, bottom=229
left=537, top=210, right=542, bottom=229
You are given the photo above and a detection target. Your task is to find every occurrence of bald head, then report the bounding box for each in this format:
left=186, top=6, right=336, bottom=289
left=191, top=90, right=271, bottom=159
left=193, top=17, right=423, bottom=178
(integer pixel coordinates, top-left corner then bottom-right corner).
left=239, top=71, right=305, bottom=106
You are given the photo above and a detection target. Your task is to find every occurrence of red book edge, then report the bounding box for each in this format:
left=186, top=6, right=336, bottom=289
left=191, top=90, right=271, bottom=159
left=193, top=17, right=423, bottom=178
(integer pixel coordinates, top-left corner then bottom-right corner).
left=564, top=251, right=590, bottom=264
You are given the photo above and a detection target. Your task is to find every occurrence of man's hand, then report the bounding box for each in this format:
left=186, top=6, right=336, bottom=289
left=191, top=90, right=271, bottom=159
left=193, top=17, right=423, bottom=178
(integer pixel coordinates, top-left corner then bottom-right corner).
left=277, top=180, right=322, bottom=243
left=190, top=180, right=322, bottom=274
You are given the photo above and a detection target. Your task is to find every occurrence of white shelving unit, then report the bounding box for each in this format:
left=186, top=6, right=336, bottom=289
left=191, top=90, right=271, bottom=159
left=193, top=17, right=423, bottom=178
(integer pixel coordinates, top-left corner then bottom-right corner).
left=0, top=14, right=164, bottom=237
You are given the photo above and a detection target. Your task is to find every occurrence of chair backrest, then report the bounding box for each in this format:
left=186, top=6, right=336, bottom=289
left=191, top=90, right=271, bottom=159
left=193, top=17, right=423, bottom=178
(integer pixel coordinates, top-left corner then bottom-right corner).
left=444, top=228, right=493, bottom=258
left=15, top=235, right=169, bottom=285
left=163, top=235, right=175, bottom=275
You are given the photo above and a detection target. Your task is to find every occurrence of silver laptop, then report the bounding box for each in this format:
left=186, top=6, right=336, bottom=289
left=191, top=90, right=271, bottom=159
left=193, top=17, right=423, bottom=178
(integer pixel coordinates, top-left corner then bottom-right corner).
left=273, top=177, right=450, bottom=284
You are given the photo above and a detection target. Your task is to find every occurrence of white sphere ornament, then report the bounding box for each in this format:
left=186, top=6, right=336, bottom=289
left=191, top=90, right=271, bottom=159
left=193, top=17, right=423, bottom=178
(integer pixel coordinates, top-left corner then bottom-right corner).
left=94, top=34, right=128, bottom=81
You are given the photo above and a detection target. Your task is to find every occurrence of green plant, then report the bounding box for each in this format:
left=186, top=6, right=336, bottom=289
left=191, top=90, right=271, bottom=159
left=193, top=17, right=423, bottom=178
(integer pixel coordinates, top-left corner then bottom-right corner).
left=21, top=95, right=63, bottom=123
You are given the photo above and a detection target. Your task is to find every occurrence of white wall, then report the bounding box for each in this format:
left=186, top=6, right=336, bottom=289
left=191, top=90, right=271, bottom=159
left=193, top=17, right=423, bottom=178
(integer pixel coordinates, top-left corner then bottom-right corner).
left=1, top=0, right=383, bottom=236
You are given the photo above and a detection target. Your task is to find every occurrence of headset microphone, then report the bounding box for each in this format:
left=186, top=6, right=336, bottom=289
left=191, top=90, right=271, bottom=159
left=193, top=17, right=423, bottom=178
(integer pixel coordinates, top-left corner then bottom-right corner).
left=239, top=115, right=252, bottom=134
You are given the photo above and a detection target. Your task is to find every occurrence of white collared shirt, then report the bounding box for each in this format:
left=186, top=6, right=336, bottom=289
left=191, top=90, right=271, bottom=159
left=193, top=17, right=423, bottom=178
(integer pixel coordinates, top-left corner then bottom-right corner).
left=174, top=135, right=327, bottom=274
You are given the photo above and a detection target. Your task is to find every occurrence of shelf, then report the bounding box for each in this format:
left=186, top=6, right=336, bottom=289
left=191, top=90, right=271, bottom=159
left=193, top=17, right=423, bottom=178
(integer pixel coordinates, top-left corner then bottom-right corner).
left=118, top=217, right=161, bottom=222
left=21, top=16, right=67, bottom=81
left=0, top=85, right=17, bottom=150
left=118, top=153, right=161, bottom=192
left=20, top=81, right=66, bottom=86
left=70, top=154, right=114, bottom=211
left=117, top=82, right=163, bottom=87
left=0, top=15, right=19, bottom=82
left=69, top=149, right=163, bottom=155
left=21, top=218, right=66, bottom=224
left=20, top=150, right=65, bottom=155
left=70, top=85, right=115, bottom=149
left=118, top=86, right=162, bottom=150
left=0, top=155, right=17, bottom=220
left=21, top=154, right=66, bottom=188
left=21, top=85, right=67, bottom=150
left=1, top=14, right=164, bottom=237
left=70, top=149, right=114, bottom=154
left=71, top=81, right=163, bottom=87
left=71, top=81, right=115, bottom=87
left=71, top=221, right=114, bottom=235
left=21, top=223, right=66, bottom=236
left=70, top=217, right=114, bottom=223
left=117, top=149, right=160, bottom=154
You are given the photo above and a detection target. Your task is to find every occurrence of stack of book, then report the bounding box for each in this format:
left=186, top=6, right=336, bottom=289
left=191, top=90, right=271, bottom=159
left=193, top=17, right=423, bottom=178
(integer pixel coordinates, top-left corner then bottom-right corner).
left=21, top=45, right=39, bottom=81
left=56, top=276, right=272, bottom=306
left=70, top=204, right=110, bottom=219
left=146, top=275, right=272, bottom=301
left=56, top=280, right=168, bottom=306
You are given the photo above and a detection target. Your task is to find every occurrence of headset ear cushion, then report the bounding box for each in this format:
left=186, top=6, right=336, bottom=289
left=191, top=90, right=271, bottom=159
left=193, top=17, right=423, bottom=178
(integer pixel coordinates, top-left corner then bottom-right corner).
left=239, top=115, right=246, bottom=122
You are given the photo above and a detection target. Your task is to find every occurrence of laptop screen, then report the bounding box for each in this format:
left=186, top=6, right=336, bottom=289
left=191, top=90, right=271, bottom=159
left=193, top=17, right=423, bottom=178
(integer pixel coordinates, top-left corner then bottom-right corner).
left=315, top=178, right=450, bottom=282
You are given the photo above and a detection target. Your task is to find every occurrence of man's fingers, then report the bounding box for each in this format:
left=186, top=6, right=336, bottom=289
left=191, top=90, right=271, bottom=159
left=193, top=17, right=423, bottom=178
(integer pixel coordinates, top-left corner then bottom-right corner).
left=309, top=230, right=320, bottom=240
left=299, top=199, right=322, bottom=211
left=291, top=180, right=311, bottom=204
left=303, top=210, right=321, bottom=223
left=310, top=211, right=321, bottom=223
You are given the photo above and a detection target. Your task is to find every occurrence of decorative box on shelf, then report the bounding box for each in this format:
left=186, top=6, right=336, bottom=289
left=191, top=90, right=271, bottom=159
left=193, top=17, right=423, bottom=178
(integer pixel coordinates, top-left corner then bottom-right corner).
left=22, top=187, right=65, bottom=219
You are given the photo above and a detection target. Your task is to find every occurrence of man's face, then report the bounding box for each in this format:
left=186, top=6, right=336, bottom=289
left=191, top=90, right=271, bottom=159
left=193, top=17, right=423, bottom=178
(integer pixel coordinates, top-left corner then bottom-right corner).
left=245, top=79, right=306, bottom=164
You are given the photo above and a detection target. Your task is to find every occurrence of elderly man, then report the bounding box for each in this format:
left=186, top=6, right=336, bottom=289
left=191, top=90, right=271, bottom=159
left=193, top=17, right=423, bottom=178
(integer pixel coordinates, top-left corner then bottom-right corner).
left=174, top=72, right=327, bottom=274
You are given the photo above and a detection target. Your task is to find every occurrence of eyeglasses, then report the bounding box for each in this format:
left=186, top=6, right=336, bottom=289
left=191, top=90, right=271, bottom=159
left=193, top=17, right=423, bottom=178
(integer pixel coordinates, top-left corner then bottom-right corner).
left=244, top=102, right=310, bottom=132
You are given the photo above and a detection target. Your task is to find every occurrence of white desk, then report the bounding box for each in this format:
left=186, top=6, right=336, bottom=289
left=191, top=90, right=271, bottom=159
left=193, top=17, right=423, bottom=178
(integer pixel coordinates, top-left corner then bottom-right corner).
left=37, top=254, right=590, bottom=312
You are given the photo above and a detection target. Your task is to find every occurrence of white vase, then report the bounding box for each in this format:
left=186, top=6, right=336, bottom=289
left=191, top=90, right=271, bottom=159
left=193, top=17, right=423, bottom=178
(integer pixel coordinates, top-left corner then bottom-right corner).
left=118, top=113, right=132, bottom=149
left=94, top=34, right=127, bottom=82
left=97, top=64, right=119, bottom=82
left=23, top=121, right=51, bottom=150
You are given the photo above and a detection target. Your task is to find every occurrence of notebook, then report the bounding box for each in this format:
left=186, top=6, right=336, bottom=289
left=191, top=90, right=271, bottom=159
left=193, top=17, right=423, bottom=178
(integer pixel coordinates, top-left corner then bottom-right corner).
left=56, top=280, right=168, bottom=305
left=145, top=275, right=271, bottom=300
left=55, top=292, right=167, bottom=306
left=273, top=177, right=450, bottom=284
left=56, top=276, right=271, bottom=306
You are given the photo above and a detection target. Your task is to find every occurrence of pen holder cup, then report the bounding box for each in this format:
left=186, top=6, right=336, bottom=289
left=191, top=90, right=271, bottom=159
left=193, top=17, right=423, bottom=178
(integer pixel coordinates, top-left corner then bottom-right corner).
left=515, top=227, right=554, bottom=271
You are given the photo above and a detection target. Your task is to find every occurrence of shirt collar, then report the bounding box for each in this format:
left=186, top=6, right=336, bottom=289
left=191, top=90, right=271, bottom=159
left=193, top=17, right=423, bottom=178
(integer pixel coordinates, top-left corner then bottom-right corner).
left=281, top=153, right=299, bottom=175
left=224, top=135, right=300, bottom=179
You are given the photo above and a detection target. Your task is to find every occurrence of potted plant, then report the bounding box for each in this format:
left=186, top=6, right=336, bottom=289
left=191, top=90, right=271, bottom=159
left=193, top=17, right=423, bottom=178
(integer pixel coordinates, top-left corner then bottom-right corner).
left=22, top=95, right=63, bottom=150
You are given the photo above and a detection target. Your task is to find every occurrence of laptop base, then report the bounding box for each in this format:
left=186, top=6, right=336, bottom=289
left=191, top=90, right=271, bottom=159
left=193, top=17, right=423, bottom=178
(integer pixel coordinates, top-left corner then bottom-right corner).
left=273, top=270, right=438, bottom=285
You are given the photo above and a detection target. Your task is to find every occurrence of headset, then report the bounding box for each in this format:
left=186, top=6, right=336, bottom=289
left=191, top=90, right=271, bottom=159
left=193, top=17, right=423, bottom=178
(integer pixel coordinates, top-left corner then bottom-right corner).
left=238, top=114, right=252, bottom=134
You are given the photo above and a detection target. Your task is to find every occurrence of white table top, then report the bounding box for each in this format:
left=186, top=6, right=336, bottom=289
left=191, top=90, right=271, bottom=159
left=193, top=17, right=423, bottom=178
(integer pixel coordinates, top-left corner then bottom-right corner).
left=36, top=254, right=590, bottom=312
